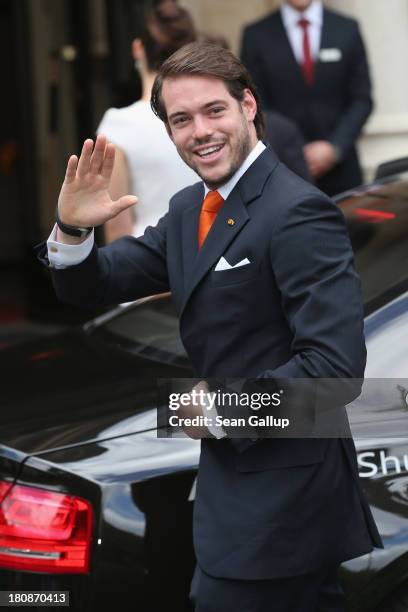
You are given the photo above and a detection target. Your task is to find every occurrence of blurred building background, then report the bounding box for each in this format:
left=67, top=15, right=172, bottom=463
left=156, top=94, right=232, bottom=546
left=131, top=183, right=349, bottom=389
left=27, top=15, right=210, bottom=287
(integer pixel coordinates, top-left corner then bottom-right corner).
left=0, top=0, right=407, bottom=324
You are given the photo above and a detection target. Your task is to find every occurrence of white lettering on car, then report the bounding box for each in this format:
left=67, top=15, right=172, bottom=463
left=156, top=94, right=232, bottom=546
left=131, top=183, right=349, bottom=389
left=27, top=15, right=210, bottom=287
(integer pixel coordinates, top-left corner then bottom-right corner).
left=357, top=451, right=408, bottom=477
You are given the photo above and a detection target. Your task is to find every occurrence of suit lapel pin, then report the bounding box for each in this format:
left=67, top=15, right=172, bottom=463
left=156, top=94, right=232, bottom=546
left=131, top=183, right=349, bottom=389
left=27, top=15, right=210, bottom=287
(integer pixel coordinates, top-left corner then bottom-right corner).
left=227, top=218, right=235, bottom=226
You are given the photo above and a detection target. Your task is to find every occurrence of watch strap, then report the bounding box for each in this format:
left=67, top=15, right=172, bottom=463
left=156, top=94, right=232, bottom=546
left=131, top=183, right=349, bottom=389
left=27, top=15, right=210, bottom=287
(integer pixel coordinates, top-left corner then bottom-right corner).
left=56, top=208, right=93, bottom=238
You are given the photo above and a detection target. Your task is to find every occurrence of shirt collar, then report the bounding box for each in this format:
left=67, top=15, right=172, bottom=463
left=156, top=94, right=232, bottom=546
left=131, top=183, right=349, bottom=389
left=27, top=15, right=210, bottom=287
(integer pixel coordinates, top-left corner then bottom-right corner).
left=281, top=1, right=323, bottom=28
left=203, top=140, right=266, bottom=200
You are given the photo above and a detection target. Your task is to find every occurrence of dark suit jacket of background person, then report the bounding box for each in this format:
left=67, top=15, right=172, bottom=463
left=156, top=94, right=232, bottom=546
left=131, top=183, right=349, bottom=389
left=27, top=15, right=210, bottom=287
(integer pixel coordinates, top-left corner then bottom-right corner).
left=39, top=146, right=382, bottom=581
left=264, top=111, right=311, bottom=182
left=241, top=8, right=373, bottom=196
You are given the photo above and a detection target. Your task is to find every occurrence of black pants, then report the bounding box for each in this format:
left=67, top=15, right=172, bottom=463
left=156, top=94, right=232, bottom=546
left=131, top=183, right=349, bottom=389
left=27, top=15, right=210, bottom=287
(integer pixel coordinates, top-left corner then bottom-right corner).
left=190, top=565, right=344, bottom=612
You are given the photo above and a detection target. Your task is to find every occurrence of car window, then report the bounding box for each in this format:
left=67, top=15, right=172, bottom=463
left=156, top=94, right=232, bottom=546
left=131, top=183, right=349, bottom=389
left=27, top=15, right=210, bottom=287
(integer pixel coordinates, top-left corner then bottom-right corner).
left=339, top=179, right=408, bottom=310
left=350, top=293, right=408, bottom=442
left=95, top=296, right=189, bottom=365
left=365, top=292, right=408, bottom=377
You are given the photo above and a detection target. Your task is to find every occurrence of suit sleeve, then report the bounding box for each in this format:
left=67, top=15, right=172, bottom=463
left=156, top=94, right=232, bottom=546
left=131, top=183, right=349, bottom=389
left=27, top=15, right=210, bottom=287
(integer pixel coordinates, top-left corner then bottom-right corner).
left=262, top=195, right=366, bottom=381
left=227, top=195, right=365, bottom=452
left=228, top=195, right=366, bottom=451
left=328, top=23, right=373, bottom=159
left=42, top=213, right=170, bottom=308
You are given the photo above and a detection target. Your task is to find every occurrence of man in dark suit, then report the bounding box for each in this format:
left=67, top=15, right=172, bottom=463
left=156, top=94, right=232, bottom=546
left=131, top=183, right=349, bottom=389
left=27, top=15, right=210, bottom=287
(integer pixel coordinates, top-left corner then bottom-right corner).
left=39, top=42, right=381, bottom=611
left=241, top=0, right=373, bottom=196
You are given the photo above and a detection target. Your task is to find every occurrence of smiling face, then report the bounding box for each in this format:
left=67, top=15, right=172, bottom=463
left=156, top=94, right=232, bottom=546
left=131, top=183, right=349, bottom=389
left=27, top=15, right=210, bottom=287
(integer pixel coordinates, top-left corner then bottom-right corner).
left=162, top=75, right=258, bottom=189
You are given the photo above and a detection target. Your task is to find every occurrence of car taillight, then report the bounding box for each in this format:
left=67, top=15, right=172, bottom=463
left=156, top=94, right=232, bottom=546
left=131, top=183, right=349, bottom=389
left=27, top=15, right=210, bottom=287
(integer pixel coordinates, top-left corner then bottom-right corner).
left=353, top=208, right=396, bottom=223
left=0, top=481, right=93, bottom=573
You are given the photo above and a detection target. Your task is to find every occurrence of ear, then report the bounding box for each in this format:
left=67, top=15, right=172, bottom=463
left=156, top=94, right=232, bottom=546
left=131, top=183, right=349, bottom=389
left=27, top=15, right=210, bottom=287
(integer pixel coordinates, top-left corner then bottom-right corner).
left=132, top=38, right=144, bottom=61
left=241, top=88, right=257, bottom=123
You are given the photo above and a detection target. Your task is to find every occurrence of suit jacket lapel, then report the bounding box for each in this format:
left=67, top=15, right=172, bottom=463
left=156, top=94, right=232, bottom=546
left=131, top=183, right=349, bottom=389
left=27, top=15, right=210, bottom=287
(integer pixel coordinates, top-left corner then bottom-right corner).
left=179, top=147, right=279, bottom=318
left=181, top=182, right=204, bottom=284
left=180, top=189, right=250, bottom=315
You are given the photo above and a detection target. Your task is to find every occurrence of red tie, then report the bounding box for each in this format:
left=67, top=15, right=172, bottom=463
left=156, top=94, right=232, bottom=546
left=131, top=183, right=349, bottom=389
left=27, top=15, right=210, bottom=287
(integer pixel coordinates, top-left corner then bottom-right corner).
left=198, top=190, right=224, bottom=248
left=298, top=18, right=314, bottom=86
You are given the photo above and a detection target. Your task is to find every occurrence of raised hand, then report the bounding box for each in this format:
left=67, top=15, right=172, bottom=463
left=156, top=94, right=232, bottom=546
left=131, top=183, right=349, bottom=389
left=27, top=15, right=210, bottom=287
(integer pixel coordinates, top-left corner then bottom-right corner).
left=57, top=135, right=137, bottom=230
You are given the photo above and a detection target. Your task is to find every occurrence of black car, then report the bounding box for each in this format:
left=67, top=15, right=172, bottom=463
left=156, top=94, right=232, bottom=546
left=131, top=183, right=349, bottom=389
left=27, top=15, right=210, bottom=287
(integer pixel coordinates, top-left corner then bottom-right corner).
left=1, top=175, right=408, bottom=611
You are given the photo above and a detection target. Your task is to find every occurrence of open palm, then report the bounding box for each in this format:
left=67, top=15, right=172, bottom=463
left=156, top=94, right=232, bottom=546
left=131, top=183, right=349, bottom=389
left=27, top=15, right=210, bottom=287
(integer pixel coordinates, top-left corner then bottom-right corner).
left=58, top=135, right=137, bottom=228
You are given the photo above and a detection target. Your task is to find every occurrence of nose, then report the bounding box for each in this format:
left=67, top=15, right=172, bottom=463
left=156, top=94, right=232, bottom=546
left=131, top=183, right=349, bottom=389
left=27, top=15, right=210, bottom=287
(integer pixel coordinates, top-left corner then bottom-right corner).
left=191, top=115, right=213, bottom=142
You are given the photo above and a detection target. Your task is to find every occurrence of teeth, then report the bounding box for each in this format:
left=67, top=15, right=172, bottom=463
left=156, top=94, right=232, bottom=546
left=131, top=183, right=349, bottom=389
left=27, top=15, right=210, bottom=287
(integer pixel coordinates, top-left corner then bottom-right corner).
left=198, top=145, right=223, bottom=157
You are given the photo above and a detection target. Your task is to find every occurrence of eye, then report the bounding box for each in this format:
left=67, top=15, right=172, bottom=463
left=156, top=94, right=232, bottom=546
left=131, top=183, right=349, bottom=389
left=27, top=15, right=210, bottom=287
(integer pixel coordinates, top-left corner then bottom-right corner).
left=172, top=116, right=189, bottom=127
left=210, top=107, right=224, bottom=115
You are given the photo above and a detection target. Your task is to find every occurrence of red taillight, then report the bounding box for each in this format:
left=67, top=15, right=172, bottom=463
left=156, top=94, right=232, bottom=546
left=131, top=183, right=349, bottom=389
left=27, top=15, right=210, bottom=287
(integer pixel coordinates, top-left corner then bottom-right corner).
left=0, top=481, right=93, bottom=573
left=353, top=208, right=396, bottom=223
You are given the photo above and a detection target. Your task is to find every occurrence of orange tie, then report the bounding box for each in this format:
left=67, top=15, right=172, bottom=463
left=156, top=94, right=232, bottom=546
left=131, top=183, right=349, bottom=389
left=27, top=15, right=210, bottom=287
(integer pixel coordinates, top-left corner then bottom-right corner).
left=198, top=190, right=224, bottom=248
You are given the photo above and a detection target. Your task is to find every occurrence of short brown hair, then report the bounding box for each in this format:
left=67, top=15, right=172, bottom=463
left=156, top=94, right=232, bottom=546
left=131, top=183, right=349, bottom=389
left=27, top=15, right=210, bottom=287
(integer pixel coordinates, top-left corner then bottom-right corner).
left=151, top=41, right=265, bottom=139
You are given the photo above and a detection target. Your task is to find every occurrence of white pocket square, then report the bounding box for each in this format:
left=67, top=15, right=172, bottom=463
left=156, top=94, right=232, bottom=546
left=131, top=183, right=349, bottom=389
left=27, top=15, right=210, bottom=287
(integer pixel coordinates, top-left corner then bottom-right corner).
left=214, top=256, right=251, bottom=271
left=319, top=48, right=342, bottom=62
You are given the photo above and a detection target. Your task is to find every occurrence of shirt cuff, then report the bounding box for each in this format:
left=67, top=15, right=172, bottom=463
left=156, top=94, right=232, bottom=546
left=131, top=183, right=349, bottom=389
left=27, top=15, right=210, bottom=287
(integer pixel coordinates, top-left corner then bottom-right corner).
left=47, top=224, right=95, bottom=269
left=204, top=401, right=227, bottom=439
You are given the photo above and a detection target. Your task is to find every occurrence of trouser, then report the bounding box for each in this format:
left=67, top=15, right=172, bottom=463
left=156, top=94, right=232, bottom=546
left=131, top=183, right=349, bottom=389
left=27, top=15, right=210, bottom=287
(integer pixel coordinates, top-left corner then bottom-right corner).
left=190, top=564, right=344, bottom=612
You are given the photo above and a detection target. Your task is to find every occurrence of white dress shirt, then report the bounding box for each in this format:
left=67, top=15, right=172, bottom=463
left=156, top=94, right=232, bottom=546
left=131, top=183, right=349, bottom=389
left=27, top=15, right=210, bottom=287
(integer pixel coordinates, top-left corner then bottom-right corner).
left=47, top=140, right=266, bottom=269
left=280, top=0, right=323, bottom=64
left=204, top=140, right=266, bottom=200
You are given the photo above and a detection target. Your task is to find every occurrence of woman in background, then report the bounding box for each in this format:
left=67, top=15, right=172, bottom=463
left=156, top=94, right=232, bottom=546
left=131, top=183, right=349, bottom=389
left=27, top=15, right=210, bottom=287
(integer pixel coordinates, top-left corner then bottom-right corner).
left=97, top=0, right=198, bottom=242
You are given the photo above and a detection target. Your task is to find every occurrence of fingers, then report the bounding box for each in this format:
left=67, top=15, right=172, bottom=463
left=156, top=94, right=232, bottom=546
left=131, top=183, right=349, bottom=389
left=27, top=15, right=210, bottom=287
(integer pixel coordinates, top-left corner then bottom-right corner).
left=77, top=139, right=94, bottom=178
left=101, top=143, right=116, bottom=180
left=66, top=135, right=111, bottom=181
left=89, top=135, right=107, bottom=174
left=112, top=194, right=138, bottom=215
left=64, top=155, right=78, bottom=184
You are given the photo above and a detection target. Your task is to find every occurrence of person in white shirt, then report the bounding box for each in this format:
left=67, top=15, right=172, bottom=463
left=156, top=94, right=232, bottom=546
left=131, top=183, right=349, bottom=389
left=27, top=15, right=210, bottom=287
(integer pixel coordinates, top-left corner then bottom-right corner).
left=97, top=0, right=198, bottom=242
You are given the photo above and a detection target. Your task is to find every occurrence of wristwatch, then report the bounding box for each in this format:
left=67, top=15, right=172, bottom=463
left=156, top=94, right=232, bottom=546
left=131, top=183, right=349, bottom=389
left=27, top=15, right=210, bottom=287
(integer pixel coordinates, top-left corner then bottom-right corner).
left=56, top=208, right=93, bottom=238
